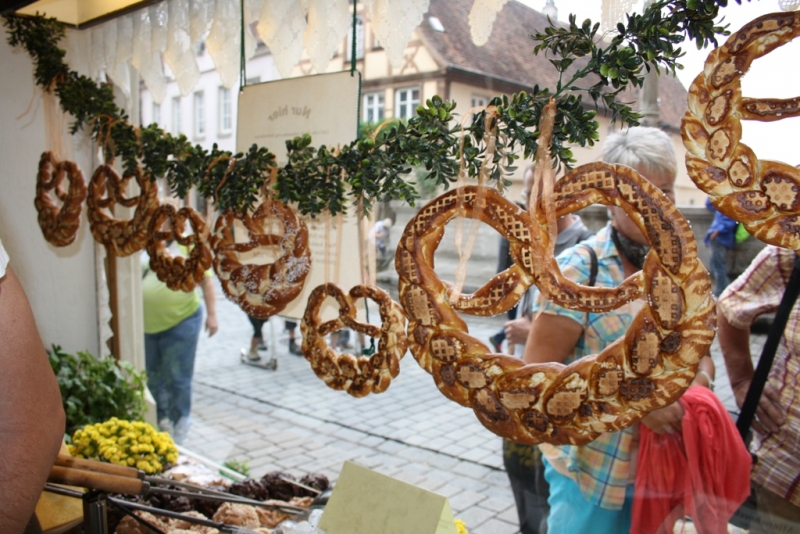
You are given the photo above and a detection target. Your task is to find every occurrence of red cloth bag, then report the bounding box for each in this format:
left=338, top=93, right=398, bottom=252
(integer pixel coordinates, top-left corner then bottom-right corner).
left=632, top=386, right=752, bottom=534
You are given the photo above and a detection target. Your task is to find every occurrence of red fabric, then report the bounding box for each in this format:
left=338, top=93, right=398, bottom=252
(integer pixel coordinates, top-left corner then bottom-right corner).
left=631, top=386, right=752, bottom=534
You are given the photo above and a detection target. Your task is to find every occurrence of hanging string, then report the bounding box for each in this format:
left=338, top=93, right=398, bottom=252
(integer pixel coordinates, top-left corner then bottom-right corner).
left=239, top=0, right=247, bottom=93
left=350, top=0, right=363, bottom=135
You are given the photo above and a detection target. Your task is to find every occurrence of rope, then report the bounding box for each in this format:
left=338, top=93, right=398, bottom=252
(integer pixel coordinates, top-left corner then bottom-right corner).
left=350, top=0, right=363, bottom=133
left=239, top=0, right=246, bottom=93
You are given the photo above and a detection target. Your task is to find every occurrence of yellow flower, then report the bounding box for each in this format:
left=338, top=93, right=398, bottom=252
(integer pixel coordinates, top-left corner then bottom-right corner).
left=455, top=519, right=469, bottom=534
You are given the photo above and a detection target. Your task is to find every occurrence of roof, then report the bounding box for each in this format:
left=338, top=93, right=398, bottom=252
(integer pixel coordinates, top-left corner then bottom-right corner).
left=416, top=0, right=688, bottom=131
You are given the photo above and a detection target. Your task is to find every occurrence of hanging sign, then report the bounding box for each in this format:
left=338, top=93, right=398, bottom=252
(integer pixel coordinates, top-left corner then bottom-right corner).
left=319, top=461, right=459, bottom=534
left=237, top=72, right=366, bottom=321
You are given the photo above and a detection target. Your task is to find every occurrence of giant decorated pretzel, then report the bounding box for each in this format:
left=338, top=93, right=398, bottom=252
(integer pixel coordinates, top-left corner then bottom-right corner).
left=396, top=164, right=715, bottom=445
left=683, top=11, right=800, bottom=250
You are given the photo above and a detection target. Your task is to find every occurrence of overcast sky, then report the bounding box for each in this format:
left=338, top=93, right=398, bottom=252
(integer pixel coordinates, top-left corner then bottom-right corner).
left=516, top=0, right=800, bottom=165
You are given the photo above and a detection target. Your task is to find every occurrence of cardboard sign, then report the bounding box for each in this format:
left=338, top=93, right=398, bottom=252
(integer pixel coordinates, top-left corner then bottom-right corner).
left=237, top=72, right=366, bottom=321
left=318, top=461, right=459, bottom=534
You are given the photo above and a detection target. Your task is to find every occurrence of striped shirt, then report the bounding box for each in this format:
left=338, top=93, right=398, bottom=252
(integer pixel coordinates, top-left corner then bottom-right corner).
left=533, top=224, right=639, bottom=510
left=717, top=245, right=800, bottom=506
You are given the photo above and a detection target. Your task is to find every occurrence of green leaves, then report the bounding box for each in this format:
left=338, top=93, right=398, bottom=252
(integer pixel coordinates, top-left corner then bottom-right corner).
left=48, top=345, right=147, bottom=435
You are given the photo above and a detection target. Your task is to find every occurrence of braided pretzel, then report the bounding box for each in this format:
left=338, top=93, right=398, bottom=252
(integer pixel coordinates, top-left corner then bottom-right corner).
left=145, top=204, right=213, bottom=292
left=211, top=200, right=311, bottom=319
left=34, top=152, right=87, bottom=247
left=300, top=283, right=408, bottom=397
left=683, top=11, right=800, bottom=250
left=396, top=164, right=715, bottom=445
left=86, top=164, right=159, bottom=256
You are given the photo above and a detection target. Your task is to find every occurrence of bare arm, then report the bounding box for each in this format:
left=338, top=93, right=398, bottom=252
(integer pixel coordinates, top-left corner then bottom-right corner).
left=0, top=267, right=65, bottom=533
left=522, top=313, right=583, bottom=365
left=200, top=276, right=218, bottom=337
left=718, top=311, right=784, bottom=433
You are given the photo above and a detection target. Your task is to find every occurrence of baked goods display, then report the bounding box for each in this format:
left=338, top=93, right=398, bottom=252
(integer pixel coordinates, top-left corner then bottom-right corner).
left=683, top=11, right=800, bottom=250
left=211, top=200, right=311, bottom=319
left=301, top=283, right=408, bottom=397
left=146, top=204, right=213, bottom=292
left=87, top=164, right=159, bottom=256
left=396, top=165, right=715, bottom=446
left=34, top=151, right=87, bottom=247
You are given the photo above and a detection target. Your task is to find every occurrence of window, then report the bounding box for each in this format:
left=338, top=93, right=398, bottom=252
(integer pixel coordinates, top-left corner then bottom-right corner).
left=347, top=17, right=365, bottom=60
left=171, top=97, right=181, bottom=135
left=152, top=102, right=161, bottom=125
left=219, top=87, right=232, bottom=134
left=193, top=91, right=205, bottom=138
left=471, top=95, right=490, bottom=108
left=395, top=88, right=419, bottom=120
left=363, top=92, right=384, bottom=123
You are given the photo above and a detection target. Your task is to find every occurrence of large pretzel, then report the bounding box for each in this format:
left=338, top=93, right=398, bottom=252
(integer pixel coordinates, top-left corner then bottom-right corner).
left=145, top=204, right=213, bottom=292
left=211, top=200, right=311, bottom=319
left=86, top=164, right=159, bottom=256
left=683, top=11, right=800, bottom=250
left=396, top=164, right=715, bottom=445
left=34, top=152, right=87, bottom=247
left=301, top=283, right=408, bottom=397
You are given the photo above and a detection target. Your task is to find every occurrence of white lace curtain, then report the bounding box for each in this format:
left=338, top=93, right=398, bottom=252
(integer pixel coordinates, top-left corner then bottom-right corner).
left=62, top=0, right=432, bottom=104
left=58, top=0, right=800, bottom=105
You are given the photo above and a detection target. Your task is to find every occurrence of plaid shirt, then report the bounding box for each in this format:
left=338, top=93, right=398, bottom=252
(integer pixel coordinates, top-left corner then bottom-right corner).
left=533, top=224, right=639, bottom=510
left=718, top=245, right=800, bottom=506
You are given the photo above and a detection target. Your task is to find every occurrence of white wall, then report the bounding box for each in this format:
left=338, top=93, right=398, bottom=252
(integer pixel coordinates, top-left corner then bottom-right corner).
left=0, top=32, right=99, bottom=357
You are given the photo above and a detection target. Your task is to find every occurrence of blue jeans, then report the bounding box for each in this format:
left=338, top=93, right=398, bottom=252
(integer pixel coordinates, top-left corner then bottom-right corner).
left=145, top=307, right=203, bottom=424
left=708, top=237, right=730, bottom=297
left=544, top=459, right=633, bottom=534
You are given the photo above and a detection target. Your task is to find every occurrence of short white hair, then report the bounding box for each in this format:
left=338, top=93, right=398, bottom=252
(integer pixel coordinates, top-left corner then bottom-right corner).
left=602, top=127, right=677, bottom=182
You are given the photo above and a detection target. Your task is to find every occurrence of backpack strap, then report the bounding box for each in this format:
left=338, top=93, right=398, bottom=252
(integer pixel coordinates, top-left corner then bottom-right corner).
left=579, top=244, right=598, bottom=287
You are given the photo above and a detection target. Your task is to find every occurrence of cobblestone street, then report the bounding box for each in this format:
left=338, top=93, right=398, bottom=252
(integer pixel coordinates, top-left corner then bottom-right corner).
left=183, top=277, right=759, bottom=534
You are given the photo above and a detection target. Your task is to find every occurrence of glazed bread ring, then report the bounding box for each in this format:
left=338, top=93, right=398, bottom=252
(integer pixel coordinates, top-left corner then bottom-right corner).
left=396, top=164, right=715, bottom=445
left=86, top=164, right=159, bottom=256
left=683, top=11, right=800, bottom=249
left=146, top=204, right=213, bottom=292
left=301, top=283, right=408, bottom=397
left=211, top=200, right=311, bottom=319
left=35, top=151, right=87, bottom=246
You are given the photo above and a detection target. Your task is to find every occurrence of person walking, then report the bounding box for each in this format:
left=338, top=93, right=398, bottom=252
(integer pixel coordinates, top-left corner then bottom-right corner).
left=705, top=197, right=738, bottom=297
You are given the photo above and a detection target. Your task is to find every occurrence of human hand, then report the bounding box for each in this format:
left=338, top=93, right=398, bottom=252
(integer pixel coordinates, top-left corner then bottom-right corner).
left=205, top=314, right=219, bottom=337
left=710, top=230, right=719, bottom=240
left=504, top=317, right=532, bottom=346
left=733, top=380, right=785, bottom=434
left=641, top=402, right=685, bottom=435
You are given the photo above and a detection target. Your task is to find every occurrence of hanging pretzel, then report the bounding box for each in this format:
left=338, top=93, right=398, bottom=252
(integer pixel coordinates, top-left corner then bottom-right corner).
left=683, top=11, right=800, bottom=250
left=34, top=151, right=87, bottom=247
left=301, top=283, right=408, bottom=397
left=145, top=204, right=213, bottom=292
left=396, top=164, right=715, bottom=446
left=86, top=164, right=159, bottom=256
left=211, top=200, right=311, bottom=319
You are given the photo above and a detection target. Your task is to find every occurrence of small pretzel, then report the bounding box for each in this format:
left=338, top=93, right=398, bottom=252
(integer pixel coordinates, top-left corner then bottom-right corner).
left=683, top=11, right=800, bottom=249
left=34, top=151, right=87, bottom=247
left=145, top=204, right=213, bottom=292
left=396, top=165, right=715, bottom=445
left=86, top=164, right=159, bottom=256
left=301, top=283, right=408, bottom=397
left=211, top=200, right=311, bottom=319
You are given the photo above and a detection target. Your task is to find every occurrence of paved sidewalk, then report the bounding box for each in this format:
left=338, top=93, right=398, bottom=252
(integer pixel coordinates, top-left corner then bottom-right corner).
left=185, top=277, right=759, bottom=534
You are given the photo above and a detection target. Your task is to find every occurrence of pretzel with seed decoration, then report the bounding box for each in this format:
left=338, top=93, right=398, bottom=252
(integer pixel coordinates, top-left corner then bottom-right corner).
left=145, top=204, right=213, bottom=292
left=211, top=200, right=311, bottom=319
left=682, top=11, right=800, bottom=250
left=300, top=283, right=408, bottom=397
left=396, top=164, right=715, bottom=445
left=86, top=164, right=159, bottom=256
left=35, top=151, right=87, bottom=247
